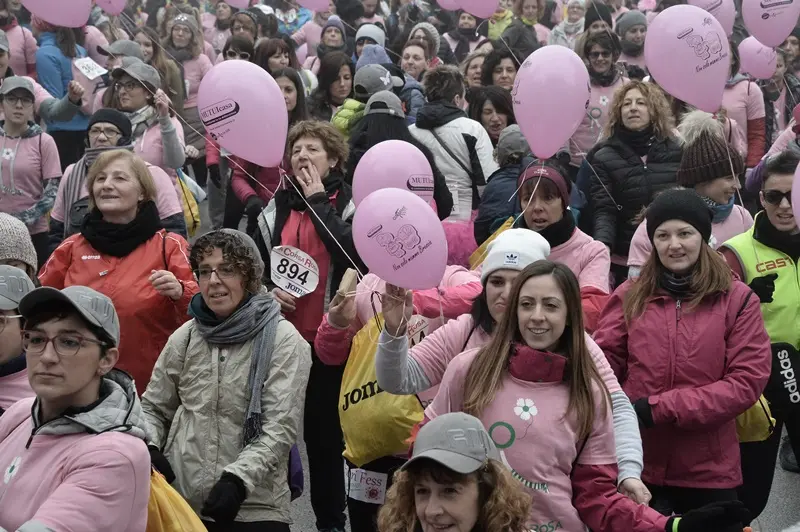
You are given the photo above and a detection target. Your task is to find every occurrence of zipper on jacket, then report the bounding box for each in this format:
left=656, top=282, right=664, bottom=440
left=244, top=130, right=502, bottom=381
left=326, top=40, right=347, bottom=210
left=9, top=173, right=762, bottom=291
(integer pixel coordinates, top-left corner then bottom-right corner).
left=676, top=299, right=682, bottom=321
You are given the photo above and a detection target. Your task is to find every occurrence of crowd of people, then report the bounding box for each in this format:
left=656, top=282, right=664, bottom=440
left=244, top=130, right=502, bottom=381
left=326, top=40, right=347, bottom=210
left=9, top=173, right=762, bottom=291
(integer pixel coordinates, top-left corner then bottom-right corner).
left=0, top=0, right=798, bottom=531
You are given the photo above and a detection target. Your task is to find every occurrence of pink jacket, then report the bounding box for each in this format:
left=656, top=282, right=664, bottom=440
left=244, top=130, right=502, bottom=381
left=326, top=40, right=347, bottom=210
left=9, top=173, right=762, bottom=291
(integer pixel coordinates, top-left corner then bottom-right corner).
left=551, top=227, right=611, bottom=293
left=181, top=55, right=213, bottom=108
left=593, top=279, right=771, bottom=488
left=292, top=21, right=323, bottom=57
left=83, top=25, right=110, bottom=68
left=0, top=370, right=33, bottom=411
left=4, top=23, right=37, bottom=77
left=569, top=76, right=627, bottom=166
left=627, top=205, right=754, bottom=270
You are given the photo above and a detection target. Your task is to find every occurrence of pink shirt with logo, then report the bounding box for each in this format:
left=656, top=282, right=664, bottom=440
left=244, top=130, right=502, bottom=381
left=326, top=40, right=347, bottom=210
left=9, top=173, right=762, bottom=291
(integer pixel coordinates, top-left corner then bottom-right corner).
left=0, top=131, right=62, bottom=235
left=181, top=55, right=213, bottom=108
left=5, top=24, right=37, bottom=77
left=0, top=371, right=33, bottom=411
left=426, top=348, right=617, bottom=530
left=569, top=77, right=627, bottom=166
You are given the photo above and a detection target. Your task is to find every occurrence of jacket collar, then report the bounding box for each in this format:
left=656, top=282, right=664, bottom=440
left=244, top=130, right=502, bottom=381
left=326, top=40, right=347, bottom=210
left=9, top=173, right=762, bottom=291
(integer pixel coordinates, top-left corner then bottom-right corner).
left=414, top=101, right=468, bottom=130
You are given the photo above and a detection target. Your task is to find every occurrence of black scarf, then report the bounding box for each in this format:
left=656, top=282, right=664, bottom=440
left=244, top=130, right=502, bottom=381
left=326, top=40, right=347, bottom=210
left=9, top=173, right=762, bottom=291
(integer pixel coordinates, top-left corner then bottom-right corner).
left=284, top=170, right=345, bottom=211
left=315, top=42, right=347, bottom=59
left=80, top=201, right=162, bottom=257
left=164, top=46, right=193, bottom=64
left=448, top=28, right=479, bottom=63
left=621, top=39, right=643, bottom=58
left=658, top=270, right=693, bottom=298
left=0, top=353, right=25, bottom=378
left=536, top=211, right=576, bottom=248
left=753, top=212, right=800, bottom=264
left=615, top=125, right=655, bottom=157
left=589, top=65, right=620, bottom=88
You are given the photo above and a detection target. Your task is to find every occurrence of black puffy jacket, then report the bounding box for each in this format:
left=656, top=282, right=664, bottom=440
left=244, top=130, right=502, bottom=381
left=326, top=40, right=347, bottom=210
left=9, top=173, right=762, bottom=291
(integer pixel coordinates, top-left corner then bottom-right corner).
left=588, top=135, right=682, bottom=256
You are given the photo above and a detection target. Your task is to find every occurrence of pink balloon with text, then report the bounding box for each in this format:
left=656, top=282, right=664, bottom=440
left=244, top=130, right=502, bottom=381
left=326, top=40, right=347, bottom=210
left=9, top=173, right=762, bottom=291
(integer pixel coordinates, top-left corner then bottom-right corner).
left=738, top=36, right=777, bottom=80
left=743, top=0, right=800, bottom=48
left=352, top=140, right=435, bottom=207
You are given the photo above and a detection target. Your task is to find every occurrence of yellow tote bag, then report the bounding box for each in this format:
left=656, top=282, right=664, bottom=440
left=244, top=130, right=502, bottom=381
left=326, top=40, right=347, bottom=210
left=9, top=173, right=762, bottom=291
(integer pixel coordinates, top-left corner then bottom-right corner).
left=468, top=217, right=514, bottom=270
left=736, top=395, right=775, bottom=443
left=147, top=470, right=206, bottom=532
left=177, top=170, right=201, bottom=237
left=339, top=315, right=425, bottom=467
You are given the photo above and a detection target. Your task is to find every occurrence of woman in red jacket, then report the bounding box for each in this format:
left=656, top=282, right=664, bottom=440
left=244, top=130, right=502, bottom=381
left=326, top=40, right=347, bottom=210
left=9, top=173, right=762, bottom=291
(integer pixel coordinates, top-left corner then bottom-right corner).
left=39, top=149, right=198, bottom=395
left=594, top=188, right=772, bottom=518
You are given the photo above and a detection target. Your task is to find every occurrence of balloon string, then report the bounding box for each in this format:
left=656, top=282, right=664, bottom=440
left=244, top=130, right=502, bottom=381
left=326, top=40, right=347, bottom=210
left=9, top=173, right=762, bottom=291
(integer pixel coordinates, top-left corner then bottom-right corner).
left=570, top=137, right=623, bottom=212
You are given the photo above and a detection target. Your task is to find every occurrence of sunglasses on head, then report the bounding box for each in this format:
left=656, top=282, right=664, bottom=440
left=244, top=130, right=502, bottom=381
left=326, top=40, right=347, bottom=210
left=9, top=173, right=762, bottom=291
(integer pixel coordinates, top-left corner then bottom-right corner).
left=763, top=189, right=793, bottom=206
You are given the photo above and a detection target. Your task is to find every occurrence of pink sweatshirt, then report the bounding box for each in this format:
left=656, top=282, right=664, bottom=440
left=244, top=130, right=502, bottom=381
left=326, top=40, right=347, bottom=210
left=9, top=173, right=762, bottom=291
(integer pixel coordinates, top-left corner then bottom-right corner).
left=766, top=122, right=795, bottom=158
left=202, top=13, right=231, bottom=54
left=721, top=79, right=765, bottom=162
left=4, top=24, right=37, bottom=78
left=0, top=370, right=33, bottom=411
left=135, top=117, right=186, bottom=183
left=84, top=25, right=110, bottom=68
left=626, top=205, right=754, bottom=271
left=181, top=55, right=213, bottom=108
left=292, top=21, right=323, bottom=56
left=0, top=397, right=150, bottom=532
left=203, top=40, right=216, bottom=64
left=569, top=76, right=627, bottom=166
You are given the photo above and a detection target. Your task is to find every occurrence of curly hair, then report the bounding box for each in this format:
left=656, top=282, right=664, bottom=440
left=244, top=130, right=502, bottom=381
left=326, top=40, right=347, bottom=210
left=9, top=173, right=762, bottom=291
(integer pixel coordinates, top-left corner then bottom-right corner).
left=287, top=120, right=349, bottom=173
left=189, top=230, right=263, bottom=293
left=604, top=80, right=675, bottom=140
left=480, top=49, right=520, bottom=88
left=377, top=459, right=531, bottom=532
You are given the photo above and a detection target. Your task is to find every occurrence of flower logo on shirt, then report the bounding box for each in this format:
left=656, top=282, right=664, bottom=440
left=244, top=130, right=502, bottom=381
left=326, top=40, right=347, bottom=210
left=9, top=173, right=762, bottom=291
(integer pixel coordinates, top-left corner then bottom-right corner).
left=2, top=148, right=14, bottom=161
left=4, top=456, right=21, bottom=484
left=599, top=96, right=609, bottom=107
left=513, top=398, right=538, bottom=421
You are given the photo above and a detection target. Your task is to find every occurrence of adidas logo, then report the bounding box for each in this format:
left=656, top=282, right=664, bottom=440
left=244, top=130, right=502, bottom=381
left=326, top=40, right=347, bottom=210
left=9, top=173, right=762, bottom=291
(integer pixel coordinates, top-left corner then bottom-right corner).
left=504, top=253, right=519, bottom=265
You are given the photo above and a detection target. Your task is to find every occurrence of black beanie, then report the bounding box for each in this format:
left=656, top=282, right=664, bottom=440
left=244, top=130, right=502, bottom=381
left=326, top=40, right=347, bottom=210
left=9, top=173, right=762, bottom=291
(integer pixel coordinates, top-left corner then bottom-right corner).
left=646, top=189, right=713, bottom=244
left=584, top=3, right=613, bottom=30
left=88, top=109, right=133, bottom=146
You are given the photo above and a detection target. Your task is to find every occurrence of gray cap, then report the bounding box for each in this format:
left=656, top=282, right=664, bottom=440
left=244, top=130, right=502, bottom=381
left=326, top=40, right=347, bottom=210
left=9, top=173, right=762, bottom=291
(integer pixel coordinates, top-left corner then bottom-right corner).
left=401, top=412, right=500, bottom=474
left=0, top=76, right=35, bottom=98
left=497, top=125, right=530, bottom=166
left=0, top=30, right=8, bottom=53
left=0, top=265, right=34, bottom=311
left=365, top=90, right=405, bottom=118
left=19, top=286, right=121, bottom=346
left=98, top=40, right=144, bottom=61
left=112, top=57, right=161, bottom=90
left=353, top=64, right=403, bottom=100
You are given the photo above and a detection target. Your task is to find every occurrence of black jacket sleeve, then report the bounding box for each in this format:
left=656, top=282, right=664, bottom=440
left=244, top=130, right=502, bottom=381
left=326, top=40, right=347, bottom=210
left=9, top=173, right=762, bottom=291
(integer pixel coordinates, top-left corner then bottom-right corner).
left=47, top=219, right=65, bottom=256
left=306, top=192, right=365, bottom=273
left=588, top=149, right=617, bottom=250
left=432, top=166, right=454, bottom=221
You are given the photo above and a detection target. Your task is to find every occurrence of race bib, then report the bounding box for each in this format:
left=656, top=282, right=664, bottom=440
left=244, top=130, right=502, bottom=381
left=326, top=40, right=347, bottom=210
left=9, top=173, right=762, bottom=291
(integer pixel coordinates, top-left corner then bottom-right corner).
left=270, top=246, right=320, bottom=297
left=407, top=315, right=429, bottom=347
left=344, top=463, right=389, bottom=505
left=73, top=57, right=107, bottom=81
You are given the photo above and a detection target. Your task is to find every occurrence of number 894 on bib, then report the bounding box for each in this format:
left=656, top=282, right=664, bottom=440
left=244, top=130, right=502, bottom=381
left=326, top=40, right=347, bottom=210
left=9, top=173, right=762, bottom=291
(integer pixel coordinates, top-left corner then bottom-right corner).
left=270, top=246, right=320, bottom=297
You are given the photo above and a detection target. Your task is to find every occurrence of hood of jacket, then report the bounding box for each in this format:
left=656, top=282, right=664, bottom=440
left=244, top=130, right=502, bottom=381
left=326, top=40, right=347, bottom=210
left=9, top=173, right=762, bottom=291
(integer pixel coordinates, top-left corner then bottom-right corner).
left=726, top=72, right=749, bottom=88
left=0, top=120, right=43, bottom=138
left=413, top=100, right=468, bottom=130
left=31, top=369, right=149, bottom=442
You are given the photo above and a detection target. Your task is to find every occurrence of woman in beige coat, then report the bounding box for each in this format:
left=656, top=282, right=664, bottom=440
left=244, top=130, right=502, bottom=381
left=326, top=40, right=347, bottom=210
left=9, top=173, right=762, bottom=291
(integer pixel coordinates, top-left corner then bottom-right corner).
left=142, top=229, right=311, bottom=532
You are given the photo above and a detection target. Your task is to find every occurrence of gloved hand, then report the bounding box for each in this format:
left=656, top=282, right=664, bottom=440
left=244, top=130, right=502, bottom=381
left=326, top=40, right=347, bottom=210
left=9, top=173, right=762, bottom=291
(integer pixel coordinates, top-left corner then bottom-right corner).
left=632, top=398, right=654, bottom=428
left=201, top=472, right=247, bottom=523
left=245, top=196, right=264, bottom=218
left=748, top=273, right=777, bottom=303
left=665, top=500, right=751, bottom=532
left=148, top=445, right=175, bottom=483
left=208, top=164, right=222, bottom=189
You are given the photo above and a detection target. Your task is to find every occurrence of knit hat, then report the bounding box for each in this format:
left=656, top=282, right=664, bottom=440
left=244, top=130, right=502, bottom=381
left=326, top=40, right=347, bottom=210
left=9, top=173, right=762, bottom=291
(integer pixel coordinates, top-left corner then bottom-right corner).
left=356, top=24, right=386, bottom=48
left=172, top=13, right=200, bottom=34
left=615, top=10, right=647, bottom=37
left=481, top=228, right=551, bottom=283
left=0, top=213, right=38, bottom=275
left=584, top=3, right=613, bottom=29
left=88, top=109, right=133, bottom=145
left=497, top=125, right=530, bottom=166
left=517, top=162, right=571, bottom=211
left=646, top=189, right=713, bottom=244
left=676, top=110, right=744, bottom=186
left=233, top=9, right=259, bottom=29
left=323, top=15, right=346, bottom=39
left=410, top=22, right=441, bottom=60
left=356, top=44, right=392, bottom=71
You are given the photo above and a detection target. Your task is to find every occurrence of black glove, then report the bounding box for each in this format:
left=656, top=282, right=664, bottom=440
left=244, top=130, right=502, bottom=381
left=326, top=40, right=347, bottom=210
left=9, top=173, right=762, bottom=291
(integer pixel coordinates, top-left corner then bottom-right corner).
left=148, top=445, right=175, bottom=483
left=666, top=500, right=751, bottom=532
left=208, top=164, right=221, bottom=189
left=748, top=273, right=777, bottom=303
left=201, top=472, right=247, bottom=523
left=245, top=196, right=264, bottom=218
left=633, top=398, right=654, bottom=428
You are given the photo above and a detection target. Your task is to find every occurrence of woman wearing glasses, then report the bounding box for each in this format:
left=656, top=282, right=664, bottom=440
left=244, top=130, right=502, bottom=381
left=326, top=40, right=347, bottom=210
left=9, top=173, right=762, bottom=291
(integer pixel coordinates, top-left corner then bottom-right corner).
left=142, top=229, right=311, bottom=532
left=0, top=77, right=62, bottom=268
left=39, top=149, right=197, bottom=395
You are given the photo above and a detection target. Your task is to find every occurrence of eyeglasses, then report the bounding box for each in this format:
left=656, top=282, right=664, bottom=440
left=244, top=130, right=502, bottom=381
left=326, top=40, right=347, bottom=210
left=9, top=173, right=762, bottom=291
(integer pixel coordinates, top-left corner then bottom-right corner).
left=226, top=49, right=250, bottom=60
left=88, top=126, right=122, bottom=139
left=194, top=263, right=238, bottom=281
left=763, top=189, right=793, bottom=206
left=4, top=95, right=33, bottom=107
left=0, top=315, right=21, bottom=333
left=22, top=330, right=108, bottom=357
left=114, top=80, right=142, bottom=92
left=588, top=51, right=612, bottom=60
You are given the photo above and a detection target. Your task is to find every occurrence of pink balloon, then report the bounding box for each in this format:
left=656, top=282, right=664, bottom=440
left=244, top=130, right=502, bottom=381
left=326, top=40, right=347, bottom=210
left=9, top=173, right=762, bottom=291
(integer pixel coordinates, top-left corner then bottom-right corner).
left=738, top=36, right=777, bottom=80
left=439, top=0, right=460, bottom=10
left=226, top=0, right=250, bottom=8
left=23, top=0, right=92, bottom=28
left=743, top=0, right=800, bottom=48
left=298, top=0, right=330, bottom=11
left=512, top=46, right=589, bottom=159
left=687, top=0, right=735, bottom=36
left=296, top=43, right=308, bottom=65
left=352, top=141, right=434, bottom=207
left=459, top=0, right=500, bottom=18
left=198, top=61, right=288, bottom=168
left=353, top=189, right=447, bottom=290
left=96, top=0, right=126, bottom=16
left=644, top=5, right=730, bottom=113
left=793, top=164, right=800, bottom=224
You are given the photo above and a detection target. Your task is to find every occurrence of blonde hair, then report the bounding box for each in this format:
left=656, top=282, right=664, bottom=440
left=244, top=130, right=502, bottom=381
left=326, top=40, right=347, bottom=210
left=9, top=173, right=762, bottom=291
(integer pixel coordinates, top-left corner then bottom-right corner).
left=605, top=80, right=675, bottom=140
left=377, top=459, right=531, bottom=532
left=86, top=150, right=157, bottom=210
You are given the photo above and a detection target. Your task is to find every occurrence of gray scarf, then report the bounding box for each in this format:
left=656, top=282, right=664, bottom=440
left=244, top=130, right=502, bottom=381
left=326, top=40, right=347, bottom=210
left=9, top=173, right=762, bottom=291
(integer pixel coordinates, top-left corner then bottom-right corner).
left=124, top=105, right=158, bottom=140
left=192, top=294, right=282, bottom=446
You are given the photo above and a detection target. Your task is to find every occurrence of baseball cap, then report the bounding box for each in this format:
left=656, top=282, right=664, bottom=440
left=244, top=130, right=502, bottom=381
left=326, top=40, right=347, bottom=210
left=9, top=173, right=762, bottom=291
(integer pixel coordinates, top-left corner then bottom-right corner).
left=19, top=286, right=121, bottom=346
left=365, top=90, right=405, bottom=118
left=0, top=76, right=35, bottom=98
left=354, top=64, right=403, bottom=99
left=0, top=265, right=35, bottom=311
left=401, top=412, right=500, bottom=474
left=497, top=125, right=529, bottom=165
left=112, top=57, right=161, bottom=91
left=0, top=30, right=9, bottom=53
left=98, top=40, right=144, bottom=61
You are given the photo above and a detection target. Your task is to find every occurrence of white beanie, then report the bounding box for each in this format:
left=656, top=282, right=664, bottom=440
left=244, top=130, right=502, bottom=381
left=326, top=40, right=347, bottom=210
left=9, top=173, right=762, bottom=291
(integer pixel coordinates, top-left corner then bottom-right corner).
left=481, top=229, right=550, bottom=283
left=356, top=24, right=386, bottom=49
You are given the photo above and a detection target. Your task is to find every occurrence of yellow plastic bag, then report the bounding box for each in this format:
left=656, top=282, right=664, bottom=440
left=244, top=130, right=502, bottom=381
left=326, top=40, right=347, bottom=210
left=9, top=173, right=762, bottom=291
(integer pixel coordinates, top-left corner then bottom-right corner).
left=147, top=469, right=206, bottom=532
left=340, top=315, right=425, bottom=467
left=177, top=170, right=200, bottom=237
left=468, top=217, right=514, bottom=270
left=736, top=395, right=775, bottom=443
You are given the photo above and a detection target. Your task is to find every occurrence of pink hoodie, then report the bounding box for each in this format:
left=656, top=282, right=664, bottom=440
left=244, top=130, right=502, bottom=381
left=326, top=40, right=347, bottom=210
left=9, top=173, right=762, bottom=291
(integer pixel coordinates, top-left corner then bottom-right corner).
left=0, top=370, right=32, bottom=411
left=4, top=24, right=37, bottom=78
left=134, top=117, right=186, bottom=184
